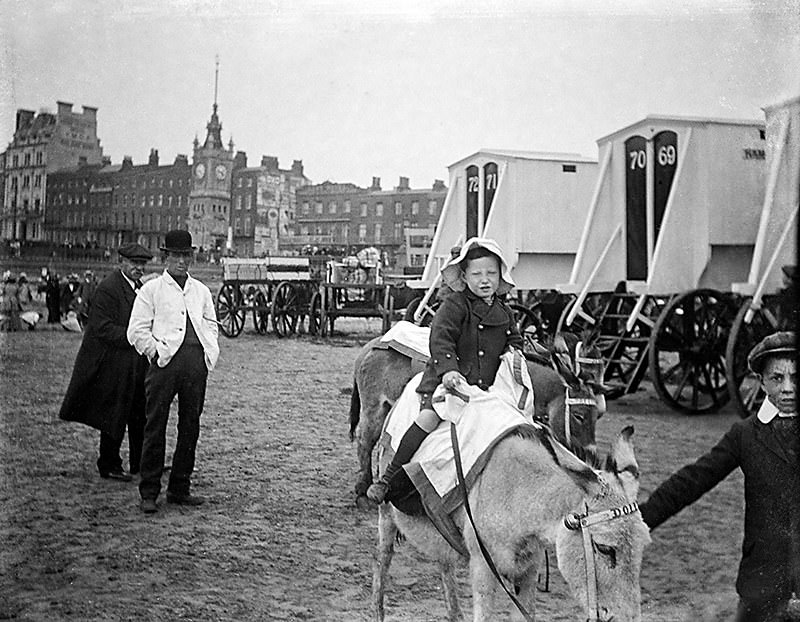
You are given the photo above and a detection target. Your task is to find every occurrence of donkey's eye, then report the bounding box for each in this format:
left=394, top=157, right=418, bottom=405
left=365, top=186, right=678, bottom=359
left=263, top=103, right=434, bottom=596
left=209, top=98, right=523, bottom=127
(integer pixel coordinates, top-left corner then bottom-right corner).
left=573, top=413, right=585, bottom=424
left=593, top=542, right=617, bottom=567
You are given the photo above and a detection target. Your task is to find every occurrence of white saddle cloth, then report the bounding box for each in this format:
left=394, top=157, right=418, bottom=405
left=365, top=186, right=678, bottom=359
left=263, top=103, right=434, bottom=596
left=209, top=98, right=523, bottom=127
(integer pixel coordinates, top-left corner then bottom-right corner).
left=378, top=320, right=431, bottom=361
left=381, top=350, right=536, bottom=513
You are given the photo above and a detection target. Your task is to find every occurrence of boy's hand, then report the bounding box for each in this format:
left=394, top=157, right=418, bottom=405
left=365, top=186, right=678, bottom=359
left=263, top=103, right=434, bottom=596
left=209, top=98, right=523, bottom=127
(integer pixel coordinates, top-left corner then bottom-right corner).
left=442, top=370, right=467, bottom=391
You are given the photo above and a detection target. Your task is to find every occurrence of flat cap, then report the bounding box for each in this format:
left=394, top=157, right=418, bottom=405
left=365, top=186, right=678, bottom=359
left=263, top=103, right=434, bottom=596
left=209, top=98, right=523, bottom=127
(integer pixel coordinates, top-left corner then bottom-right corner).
left=748, top=331, right=796, bottom=374
left=118, top=243, right=153, bottom=261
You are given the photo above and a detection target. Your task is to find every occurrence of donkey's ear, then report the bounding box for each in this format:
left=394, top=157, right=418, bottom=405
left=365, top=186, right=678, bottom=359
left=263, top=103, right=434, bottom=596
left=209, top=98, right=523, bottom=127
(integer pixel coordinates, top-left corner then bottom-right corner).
left=551, top=352, right=579, bottom=388
left=611, top=426, right=640, bottom=497
left=551, top=437, right=601, bottom=496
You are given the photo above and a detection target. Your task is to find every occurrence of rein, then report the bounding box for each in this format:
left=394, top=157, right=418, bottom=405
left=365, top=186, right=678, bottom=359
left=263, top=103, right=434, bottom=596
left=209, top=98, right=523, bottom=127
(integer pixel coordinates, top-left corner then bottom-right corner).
left=450, top=423, right=535, bottom=622
left=564, top=501, right=640, bottom=622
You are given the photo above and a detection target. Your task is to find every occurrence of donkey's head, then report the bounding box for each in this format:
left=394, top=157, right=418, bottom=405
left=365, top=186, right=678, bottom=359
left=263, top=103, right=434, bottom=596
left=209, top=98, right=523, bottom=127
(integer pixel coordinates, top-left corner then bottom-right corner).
left=552, top=427, right=651, bottom=622
left=549, top=349, right=603, bottom=463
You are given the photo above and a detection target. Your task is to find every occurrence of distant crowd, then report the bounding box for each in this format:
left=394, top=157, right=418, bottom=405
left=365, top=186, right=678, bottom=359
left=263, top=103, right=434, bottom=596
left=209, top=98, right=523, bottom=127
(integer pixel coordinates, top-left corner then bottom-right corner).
left=0, top=268, right=98, bottom=331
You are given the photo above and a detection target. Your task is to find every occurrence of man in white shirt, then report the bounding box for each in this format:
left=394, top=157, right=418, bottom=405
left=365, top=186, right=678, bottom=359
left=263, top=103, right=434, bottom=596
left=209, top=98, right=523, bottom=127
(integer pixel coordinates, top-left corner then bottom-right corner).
left=127, top=230, right=219, bottom=514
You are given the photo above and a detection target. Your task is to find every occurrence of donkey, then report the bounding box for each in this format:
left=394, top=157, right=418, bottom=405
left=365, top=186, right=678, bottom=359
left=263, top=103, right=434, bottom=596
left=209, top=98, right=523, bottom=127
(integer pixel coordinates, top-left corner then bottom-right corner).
left=373, top=426, right=650, bottom=622
left=349, top=336, right=604, bottom=507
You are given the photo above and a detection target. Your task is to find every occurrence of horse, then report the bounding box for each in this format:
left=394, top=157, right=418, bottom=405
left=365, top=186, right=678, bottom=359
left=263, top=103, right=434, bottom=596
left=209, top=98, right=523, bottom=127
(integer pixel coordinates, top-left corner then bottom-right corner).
left=373, top=425, right=650, bottom=622
left=349, top=335, right=605, bottom=507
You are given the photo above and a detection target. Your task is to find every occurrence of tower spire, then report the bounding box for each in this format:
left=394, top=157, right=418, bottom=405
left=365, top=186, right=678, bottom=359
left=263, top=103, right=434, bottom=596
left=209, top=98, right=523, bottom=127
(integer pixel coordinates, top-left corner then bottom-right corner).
left=213, top=54, right=219, bottom=113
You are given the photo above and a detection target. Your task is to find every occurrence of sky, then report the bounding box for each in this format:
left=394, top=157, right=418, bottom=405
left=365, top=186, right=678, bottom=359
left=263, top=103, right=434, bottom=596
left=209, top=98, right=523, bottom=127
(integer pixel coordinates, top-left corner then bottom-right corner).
left=1, top=0, right=799, bottom=189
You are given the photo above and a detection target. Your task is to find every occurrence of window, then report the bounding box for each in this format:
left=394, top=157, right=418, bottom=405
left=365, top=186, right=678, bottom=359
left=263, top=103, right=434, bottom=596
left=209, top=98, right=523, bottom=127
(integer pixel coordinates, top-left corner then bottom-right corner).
left=158, top=194, right=163, bottom=207
left=374, top=223, right=382, bottom=242
left=394, top=223, right=403, bottom=240
left=315, top=202, right=323, bottom=215
left=36, top=152, right=43, bottom=165
left=149, top=195, right=155, bottom=208
left=245, top=194, right=252, bottom=210
left=428, top=200, right=437, bottom=215
left=247, top=178, right=253, bottom=187
left=12, top=155, right=18, bottom=167
left=342, top=223, right=349, bottom=241
left=235, top=217, right=241, bottom=233
left=302, top=202, right=310, bottom=215
left=34, top=174, right=41, bottom=188
left=376, top=203, right=383, bottom=217
left=562, top=164, right=576, bottom=173
left=22, top=175, right=30, bottom=188
left=238, top=178, right=243, bottom=188
left=245, top=216, right=251, bottom=234
left=395, top=201, right=402, bottom=216
left=358, top=223, right=367, bottom=242
left=344, top=200, right=351, bottom=214
left=329, top=201, right=337, bottom=214
left=411, top=201, right=419, bottom=215
left=168, top=195, right=173, bottom=208
left=360, top=203, right=367, bottom=217
left=24, top=153, right=31, bottom=166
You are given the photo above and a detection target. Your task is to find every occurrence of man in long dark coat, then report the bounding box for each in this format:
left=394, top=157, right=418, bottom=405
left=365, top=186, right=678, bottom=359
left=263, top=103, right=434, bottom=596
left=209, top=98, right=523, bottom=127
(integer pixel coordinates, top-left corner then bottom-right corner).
left=59, top=243, right=153, bottom=481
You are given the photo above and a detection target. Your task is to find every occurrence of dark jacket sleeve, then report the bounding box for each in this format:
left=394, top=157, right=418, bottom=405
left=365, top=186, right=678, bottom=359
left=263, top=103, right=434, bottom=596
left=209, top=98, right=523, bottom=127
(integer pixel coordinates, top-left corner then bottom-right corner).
left=502, top=301, right=524, bottom=351
left=88, top=281, right=130, bottom=348
left=429, top=294, right=468, bottom=378
left=639, top=421, right=742, bottom=530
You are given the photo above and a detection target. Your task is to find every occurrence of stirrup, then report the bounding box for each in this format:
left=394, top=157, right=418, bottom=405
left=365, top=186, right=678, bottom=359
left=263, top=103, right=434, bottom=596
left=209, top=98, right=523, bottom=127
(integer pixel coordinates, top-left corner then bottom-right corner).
left=366, top=481, right=389, bottom=503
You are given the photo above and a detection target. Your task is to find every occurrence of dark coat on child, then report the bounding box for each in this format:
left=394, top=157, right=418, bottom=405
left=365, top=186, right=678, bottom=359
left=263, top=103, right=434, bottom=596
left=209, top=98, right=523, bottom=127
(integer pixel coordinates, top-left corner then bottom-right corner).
left=639, top=414, right=800, bottom=602
left=417, top=289, right=523, bottom=396
left=59, top=270, right=148, bottom=440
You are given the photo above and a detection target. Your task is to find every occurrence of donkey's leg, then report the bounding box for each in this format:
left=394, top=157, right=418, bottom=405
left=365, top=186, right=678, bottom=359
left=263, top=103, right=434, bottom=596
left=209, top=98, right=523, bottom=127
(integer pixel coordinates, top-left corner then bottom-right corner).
left=438, top=560, right=464, bottom=622
left=372, top=504, right=397, bottom=622
left=355, top=400, right=391, bottom=506
left=468, top=553, right=498, bottom=622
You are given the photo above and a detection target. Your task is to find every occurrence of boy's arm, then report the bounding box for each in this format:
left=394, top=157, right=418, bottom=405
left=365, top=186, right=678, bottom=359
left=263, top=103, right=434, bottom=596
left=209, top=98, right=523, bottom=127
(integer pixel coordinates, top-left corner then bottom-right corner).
left=639, top=421, right=742, bottom=530
left=428, top=296, right=466, bottom=378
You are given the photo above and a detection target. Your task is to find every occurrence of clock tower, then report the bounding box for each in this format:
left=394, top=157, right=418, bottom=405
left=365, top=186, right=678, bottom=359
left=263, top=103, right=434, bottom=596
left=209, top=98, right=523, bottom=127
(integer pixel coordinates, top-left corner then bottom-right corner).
left=188, top=57, right=234, bottom=253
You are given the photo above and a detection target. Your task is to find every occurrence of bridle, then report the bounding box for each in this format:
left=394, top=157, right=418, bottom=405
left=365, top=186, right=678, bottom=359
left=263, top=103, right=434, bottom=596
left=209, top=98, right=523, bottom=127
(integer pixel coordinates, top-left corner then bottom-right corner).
left=563, top=390, right=598, bottom=449
left=564, top=501, right=641, bottom=622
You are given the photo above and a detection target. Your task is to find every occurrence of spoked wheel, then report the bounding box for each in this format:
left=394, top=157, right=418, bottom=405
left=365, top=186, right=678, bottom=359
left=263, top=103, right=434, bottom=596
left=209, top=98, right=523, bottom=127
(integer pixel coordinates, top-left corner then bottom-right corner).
left=725, top=296, right=782, bottom=418
left=510, top=301, right=555, bottom=350
left=252, top=290, right=270, bottom=335
left=215, top=283, right=246, bottom=338
left=308, top=292, right=322, bottom=336
left=271, top=281, right=300, bottom=337
left=403, top=296, right=438, bottom=326
left=649, top=289, right=738, bottom=414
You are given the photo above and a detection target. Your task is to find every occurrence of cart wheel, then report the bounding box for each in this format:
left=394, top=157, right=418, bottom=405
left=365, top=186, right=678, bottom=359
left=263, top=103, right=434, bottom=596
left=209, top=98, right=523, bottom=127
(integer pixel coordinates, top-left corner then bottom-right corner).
left=510, top=302, right=553, bottom=349
left=216, top=283, right=245, bottom=338
left=308, top=292, right=322, bottom=336
left=252, top=290, right=269, bottom=335
left=725, top=296, right=781, bottom=418
left=272, top=281, right=300, bottom=337
left=403, top=296, right=438, bottom=326
left=649, top=289, right=737, bottom=414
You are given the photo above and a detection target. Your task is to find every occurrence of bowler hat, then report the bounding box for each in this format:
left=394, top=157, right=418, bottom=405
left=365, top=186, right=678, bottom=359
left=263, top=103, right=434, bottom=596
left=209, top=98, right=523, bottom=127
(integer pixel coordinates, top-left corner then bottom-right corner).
left=747, top=331, right=796, bottom=374
left=118, top=243, right=154, bottom=261
left=160, top=230, right=196, bottom=253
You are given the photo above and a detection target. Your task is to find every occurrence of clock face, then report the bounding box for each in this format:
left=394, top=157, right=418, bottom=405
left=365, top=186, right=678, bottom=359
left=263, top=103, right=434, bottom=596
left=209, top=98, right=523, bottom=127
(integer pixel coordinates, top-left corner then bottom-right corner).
left=194, top=163, right=206, bottom=179
left=215, top=164, right=227, bottom=180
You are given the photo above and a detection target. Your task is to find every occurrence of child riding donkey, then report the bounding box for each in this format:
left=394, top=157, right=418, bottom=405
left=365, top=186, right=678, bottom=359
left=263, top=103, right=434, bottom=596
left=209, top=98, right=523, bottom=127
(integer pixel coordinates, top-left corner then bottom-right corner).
left=367, top=238, right=525, bottom=505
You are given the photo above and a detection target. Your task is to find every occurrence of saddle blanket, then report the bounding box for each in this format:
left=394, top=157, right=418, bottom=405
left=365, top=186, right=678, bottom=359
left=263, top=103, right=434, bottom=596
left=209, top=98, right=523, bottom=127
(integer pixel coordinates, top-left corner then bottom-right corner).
left=381, top=351, right=537, bottom=552
left=376, top=320, right=431, bottom=361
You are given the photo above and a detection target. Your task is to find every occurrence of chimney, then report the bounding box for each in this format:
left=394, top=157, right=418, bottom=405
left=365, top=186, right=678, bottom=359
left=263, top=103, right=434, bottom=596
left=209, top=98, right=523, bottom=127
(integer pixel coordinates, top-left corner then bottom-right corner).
left=101, top=156, right=111, bottom=167
left=432, top=179, right=446, bottom=192
left=56, top=101, right=74, bottom=117
left=15, top=110, right=35, bottom=131
left=174, top=154, right=189, bottom=166
left=398, top=176, right=409, bottom=191
left=370, top=176, right=381, bottom=191
left=261, top=155, right=278, bottom=170
left=121, top=156, right=133, bottom=170
left=233, top=151, right=248, bottom=170
left=291, top=159, right=304, bottom=177
left=148, top=148, right=159, bottom=167
left=81, top=105, right=98, bottom=121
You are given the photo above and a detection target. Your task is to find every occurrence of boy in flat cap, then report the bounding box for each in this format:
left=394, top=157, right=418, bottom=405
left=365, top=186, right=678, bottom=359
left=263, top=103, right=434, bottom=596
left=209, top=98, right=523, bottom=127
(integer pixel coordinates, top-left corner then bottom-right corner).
left=640, top=331, right=799, bottom=621
left=127, top=230, right=219, bottom=513
left=60, top=243, right=154, bottom=482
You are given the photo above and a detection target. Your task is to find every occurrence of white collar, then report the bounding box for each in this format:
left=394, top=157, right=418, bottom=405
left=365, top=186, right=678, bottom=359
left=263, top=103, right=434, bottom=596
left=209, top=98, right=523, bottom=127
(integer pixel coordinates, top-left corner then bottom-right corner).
left=120, top=270, right=137, bottom=290
left=756, top=399, right=797, bottom=423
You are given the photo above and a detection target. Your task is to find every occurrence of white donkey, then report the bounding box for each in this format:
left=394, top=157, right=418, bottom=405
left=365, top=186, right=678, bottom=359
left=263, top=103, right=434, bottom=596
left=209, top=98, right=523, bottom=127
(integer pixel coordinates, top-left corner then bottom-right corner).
left=372, top=426, right=650, bottom=622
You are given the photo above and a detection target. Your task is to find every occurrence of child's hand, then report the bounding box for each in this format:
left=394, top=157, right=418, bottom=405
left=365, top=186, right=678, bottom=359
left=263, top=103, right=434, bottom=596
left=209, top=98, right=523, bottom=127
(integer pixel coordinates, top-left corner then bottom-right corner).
left=442, top=370, right=467, bottom=391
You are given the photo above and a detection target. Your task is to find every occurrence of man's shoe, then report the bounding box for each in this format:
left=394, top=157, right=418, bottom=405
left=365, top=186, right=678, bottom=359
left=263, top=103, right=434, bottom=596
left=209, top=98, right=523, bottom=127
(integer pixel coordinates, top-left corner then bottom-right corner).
left=140, top=498, right=158, bottom=514
left=100, top=470, right=133, bottom=482
left=366, top=481, right=389, bottom=504
left=166, top=493, right=205, bottom=506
